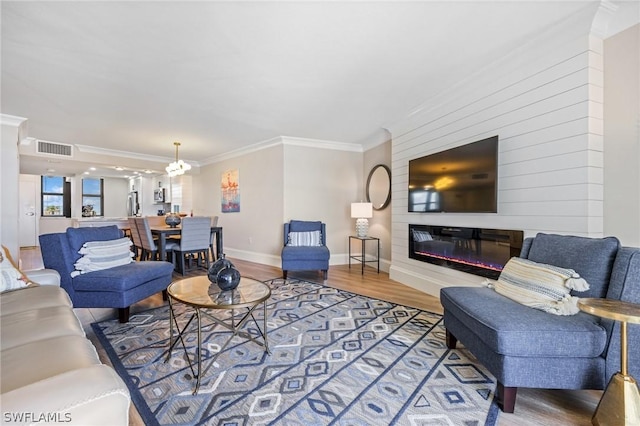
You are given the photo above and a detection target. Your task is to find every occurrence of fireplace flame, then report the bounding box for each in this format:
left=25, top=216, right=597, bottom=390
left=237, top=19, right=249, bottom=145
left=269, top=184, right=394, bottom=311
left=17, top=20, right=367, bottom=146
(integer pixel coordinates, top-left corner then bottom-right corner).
left=415, top=250, right=504, bottom=272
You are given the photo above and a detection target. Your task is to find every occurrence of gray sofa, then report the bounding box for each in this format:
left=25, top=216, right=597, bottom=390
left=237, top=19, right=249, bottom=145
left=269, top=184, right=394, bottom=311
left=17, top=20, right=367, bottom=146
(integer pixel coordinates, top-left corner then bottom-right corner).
left=440, top=233, right=640, bottom=412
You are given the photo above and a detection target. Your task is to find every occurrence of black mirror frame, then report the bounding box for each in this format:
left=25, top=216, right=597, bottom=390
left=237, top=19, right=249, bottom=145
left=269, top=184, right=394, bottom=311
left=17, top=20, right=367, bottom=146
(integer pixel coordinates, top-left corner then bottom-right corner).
left=366, top=164, right=391, bottom=211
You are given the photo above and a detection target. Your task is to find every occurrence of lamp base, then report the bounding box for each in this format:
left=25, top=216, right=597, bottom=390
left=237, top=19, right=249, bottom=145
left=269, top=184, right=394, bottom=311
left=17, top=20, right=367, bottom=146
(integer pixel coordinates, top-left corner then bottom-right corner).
left=355, top=218, right=369, bottom=238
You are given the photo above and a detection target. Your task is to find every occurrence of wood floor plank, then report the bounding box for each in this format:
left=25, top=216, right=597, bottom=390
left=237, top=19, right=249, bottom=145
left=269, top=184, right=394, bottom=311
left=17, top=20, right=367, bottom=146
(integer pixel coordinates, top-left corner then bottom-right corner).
left=20, top=249, right=600, bottom=425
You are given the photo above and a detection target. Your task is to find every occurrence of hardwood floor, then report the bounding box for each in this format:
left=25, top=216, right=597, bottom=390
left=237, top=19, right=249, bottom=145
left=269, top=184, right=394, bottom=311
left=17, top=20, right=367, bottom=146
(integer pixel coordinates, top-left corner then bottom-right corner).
left=20, top=247, right=600, bottom=425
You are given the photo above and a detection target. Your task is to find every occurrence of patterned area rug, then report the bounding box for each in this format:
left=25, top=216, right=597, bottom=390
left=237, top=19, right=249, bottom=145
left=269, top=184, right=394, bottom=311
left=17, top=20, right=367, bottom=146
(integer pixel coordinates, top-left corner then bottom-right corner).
left=92, top=278, right=499, bottom=425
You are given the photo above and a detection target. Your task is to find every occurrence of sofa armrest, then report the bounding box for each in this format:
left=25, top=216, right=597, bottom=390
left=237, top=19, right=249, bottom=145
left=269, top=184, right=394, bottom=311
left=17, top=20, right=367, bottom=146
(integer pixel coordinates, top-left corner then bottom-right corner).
left=1, top=365, right=130, bottom=426
left=24, top=269, right=61, bottom=286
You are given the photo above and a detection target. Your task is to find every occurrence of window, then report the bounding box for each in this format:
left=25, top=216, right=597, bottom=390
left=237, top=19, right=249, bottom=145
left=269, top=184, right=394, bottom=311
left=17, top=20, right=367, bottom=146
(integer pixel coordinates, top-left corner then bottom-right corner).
left=82, top=178, right=104, bottom=217
left=409, top=189, right=440, bottom=212
left=41, top=176, right=71, bottom=217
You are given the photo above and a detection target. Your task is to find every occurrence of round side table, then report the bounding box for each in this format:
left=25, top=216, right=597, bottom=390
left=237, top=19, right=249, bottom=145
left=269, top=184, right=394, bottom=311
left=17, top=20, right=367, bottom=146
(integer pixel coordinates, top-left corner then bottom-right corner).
left=578, top=298, right=640, bottom=425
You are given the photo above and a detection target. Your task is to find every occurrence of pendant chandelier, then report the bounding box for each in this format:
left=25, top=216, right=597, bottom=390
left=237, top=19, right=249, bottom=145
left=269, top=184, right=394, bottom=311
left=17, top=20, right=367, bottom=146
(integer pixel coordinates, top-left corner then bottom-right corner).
left=166, top=142, right=191, bottom=177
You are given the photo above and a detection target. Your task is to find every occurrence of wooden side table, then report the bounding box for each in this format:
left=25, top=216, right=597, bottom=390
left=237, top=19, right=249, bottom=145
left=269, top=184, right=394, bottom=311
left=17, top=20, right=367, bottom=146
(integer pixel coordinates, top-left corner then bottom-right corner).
left=578, top=298, right=640, bottom=425
left=348, top=236, right=380, bottom=274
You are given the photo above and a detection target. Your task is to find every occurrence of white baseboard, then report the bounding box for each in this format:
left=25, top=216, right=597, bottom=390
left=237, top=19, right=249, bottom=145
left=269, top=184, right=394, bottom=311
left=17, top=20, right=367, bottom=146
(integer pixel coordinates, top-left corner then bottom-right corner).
left=223, top=248, right=281, bottom=267
left=389, top=265, right=482, bottom=299
left=222, top=249, right=391, bottom=273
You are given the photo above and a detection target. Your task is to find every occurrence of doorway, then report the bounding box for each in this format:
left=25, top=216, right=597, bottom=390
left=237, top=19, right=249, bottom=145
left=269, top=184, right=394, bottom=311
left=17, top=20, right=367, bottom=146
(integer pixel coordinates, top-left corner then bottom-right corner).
left=19, top=175, right=38, bottom=247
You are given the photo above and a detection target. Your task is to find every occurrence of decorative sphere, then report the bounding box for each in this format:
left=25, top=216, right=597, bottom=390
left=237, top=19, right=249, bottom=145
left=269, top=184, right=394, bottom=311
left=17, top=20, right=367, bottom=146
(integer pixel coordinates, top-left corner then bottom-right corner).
left=165, top=213, right=181, bottom=228
left=208, top=253, right=234, bottom=283
left=216, top=266, right=241, bottom=291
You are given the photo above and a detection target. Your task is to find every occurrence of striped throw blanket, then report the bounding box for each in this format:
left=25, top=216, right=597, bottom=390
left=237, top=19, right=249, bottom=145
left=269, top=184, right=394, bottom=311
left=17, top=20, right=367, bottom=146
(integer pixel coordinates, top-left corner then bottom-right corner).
left=489, top=257, right=590, bottom=315
left=71, top=237, right=134, bottom=277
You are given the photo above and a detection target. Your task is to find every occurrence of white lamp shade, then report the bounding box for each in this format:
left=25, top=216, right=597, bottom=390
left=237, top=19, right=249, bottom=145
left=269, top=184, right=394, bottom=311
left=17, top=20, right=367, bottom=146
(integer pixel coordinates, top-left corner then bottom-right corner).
left=351, top=202, right=373, bottom=219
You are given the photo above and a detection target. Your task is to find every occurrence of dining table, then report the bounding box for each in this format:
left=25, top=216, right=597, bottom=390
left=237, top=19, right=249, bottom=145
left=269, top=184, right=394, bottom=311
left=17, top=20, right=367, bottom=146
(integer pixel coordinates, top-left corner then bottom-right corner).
left=150, top=225, right=223, bottom=263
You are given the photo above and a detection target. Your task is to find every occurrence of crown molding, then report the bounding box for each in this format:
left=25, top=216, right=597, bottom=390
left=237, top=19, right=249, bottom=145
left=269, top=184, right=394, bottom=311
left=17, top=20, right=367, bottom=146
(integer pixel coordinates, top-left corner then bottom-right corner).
left=199, top=136, right=283, bottom=165
left=19, top=136, right=36, bottom=146
left=75, top=144, right=199, bottom=167
left=281, top=136, right=363, bottom=152
left=591, top=0, right=618, bottom=39
left=0, top=113, right=27, bottom=127
left=199, top=135, right=363, bottom=165
left=359, top=128, right=392, bottom=152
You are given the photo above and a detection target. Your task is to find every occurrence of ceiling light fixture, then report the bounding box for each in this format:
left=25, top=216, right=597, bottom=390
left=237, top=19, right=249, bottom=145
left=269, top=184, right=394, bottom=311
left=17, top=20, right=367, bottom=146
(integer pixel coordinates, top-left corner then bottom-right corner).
left=166, top=141, right=191, bottom=177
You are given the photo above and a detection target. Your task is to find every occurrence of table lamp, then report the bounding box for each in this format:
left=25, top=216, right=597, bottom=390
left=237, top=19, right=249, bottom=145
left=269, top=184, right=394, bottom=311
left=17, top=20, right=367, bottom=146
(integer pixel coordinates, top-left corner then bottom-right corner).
left=351, top=202, right=373, bottom=238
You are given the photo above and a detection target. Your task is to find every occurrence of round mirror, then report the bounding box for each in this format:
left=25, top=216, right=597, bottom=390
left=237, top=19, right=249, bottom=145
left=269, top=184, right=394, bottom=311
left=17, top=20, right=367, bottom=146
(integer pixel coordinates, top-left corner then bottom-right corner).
left=366, top=164, right=391, bottom=210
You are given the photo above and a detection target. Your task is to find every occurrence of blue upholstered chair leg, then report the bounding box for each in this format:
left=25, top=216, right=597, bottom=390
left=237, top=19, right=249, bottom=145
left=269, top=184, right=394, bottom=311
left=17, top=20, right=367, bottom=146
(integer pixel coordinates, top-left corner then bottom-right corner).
left=118, top=307, right=130, bottom=323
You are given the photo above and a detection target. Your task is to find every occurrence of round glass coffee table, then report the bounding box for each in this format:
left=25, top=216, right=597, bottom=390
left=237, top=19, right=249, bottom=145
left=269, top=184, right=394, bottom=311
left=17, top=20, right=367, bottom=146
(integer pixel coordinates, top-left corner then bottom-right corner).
left=165, top=275, right=271, bottom=394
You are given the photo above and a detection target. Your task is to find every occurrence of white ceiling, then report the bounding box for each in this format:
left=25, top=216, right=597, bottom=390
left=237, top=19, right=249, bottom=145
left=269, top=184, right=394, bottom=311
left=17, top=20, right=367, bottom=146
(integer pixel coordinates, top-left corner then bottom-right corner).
left=2, top=1, right=637, bottom=178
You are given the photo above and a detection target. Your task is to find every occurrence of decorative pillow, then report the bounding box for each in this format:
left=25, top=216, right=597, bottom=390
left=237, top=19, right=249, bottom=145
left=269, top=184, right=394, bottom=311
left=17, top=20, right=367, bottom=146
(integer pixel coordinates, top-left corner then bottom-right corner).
left=412, top=229, right=433, bottom=242
left=287, top=231, right=322, bottom=247
left=71, top=237, right=134, bottom=277
left=1, top=245, right=31, bottom=292
left=490, top=257, right=590, bottom=315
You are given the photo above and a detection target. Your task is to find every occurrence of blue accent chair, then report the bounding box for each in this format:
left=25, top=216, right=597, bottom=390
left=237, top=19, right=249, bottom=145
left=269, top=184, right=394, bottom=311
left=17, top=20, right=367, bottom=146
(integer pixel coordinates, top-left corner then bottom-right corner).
left=281, top=220, right=330, bottom=280
left=39, top=225, right=174, bottom=323
left=440, top=233, right=640, bottom=413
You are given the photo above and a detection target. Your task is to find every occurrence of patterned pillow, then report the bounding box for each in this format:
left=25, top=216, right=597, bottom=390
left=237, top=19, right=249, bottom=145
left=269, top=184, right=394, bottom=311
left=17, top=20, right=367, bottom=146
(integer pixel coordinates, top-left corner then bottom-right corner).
left=287, top=231, right=322, bottom=247
left=490, top=257, right=590, bottom=315
left=1, top=245, right=31, bottom=292
left=71, top=237, right=134, bottom=277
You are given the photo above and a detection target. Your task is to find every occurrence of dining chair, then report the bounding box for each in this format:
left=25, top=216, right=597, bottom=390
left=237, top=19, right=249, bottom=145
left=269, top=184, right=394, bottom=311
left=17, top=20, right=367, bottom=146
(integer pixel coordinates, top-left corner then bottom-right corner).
left=135, top=217, right=178, bottom=262
left=173, top=217, right=212, bottom=276
left=127, top=217, right=142, bottom=260
left=145, top=215, right=165, bottom=227
left=209, top=215, right=219, bottom=262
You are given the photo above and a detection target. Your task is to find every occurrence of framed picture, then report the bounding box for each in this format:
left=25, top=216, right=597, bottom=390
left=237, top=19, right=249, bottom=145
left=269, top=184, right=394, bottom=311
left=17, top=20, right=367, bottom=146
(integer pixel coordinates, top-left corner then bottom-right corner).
left=221, top=169, right=240, bottom=213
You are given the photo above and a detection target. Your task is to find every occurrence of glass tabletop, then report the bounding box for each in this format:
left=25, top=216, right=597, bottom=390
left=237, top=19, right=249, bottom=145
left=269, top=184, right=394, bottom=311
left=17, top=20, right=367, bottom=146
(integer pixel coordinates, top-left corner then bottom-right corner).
left=167, top=276, right=271, bottom=309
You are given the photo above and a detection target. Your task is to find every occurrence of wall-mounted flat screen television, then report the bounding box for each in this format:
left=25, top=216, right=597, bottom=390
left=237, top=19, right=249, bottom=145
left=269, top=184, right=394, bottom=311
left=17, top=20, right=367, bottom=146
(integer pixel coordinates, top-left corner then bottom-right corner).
left=408, top=135, right=498, bottom=213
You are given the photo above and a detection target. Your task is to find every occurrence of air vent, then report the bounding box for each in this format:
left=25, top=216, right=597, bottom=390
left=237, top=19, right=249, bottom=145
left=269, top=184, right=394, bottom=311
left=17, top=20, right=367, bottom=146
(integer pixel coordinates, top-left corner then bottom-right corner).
left=37, top=140, right=73, bottom=157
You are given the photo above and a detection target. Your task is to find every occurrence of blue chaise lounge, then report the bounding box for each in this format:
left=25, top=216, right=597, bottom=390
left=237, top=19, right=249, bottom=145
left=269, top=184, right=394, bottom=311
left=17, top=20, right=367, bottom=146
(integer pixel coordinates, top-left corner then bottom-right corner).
left=40, top=225, right=174, bottom=322
left=440, top=233, right=640, bottom=413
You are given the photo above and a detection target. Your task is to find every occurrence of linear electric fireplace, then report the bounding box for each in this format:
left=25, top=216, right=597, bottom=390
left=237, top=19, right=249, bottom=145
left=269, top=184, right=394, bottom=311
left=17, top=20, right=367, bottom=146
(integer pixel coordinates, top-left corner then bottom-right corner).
left=409, top=224, right=524, bottom=279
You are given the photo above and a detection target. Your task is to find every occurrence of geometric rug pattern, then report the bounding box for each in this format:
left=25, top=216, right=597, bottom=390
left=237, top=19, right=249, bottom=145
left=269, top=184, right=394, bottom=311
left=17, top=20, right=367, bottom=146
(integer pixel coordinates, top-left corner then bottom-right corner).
left=92, top=278, right=499, bottom=425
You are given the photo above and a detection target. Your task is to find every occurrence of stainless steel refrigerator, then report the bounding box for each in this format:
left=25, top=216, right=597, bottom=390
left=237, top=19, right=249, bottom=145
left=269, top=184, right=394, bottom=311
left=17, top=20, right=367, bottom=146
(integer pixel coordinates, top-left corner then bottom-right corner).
left=127, top=191, right=139, bottom=216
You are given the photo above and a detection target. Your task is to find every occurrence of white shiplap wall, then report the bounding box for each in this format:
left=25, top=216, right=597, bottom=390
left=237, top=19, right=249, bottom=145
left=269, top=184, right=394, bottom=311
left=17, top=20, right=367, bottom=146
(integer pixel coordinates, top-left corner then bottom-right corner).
left=387, top=6, right=604, bottom=295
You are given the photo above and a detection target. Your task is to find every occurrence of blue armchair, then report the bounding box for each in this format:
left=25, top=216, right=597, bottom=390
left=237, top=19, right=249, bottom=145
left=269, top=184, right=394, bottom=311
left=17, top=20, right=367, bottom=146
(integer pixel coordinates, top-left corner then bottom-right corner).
left=440, top=233, right=640, bottom=413
left=281, top=220, right=330, bottom=280
left=39, top=225, right=174, bottom=322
